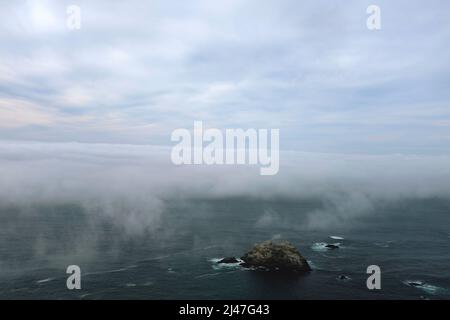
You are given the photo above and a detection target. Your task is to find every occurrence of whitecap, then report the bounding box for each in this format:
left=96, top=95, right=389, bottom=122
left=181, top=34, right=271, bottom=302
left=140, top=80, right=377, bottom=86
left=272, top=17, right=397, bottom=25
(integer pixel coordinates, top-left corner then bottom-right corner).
left=36, top=278, right=53, bottom=284
left=125, top=283, right=137, bottom=287
left=374, top=240, right=394, bottom=248
left=167, top=267, right=176, bottom=274
left=329, top=236, right=344, bottom=240
left=195, top=272, right=221, bottom=279
left=307, top=260, right=316, bottom=270
left=403, top=280, right=449, bottom=295
left=84, top=266, right=134, bottom=277
left=311, top=242, right=328, bottom=252
left=311, top=242, right=341, bottom=251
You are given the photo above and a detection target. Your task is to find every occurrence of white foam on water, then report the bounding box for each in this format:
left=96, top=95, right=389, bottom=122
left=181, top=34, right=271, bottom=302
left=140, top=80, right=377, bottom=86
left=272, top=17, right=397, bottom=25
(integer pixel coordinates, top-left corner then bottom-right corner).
left=84, top=265, right=137, bottom=277
left=374, top=240, right=395, bottom=248
left=311, top=242, right=341, bottom=252
left=125, top=283, right=137, bottom=287
left=195, top=272, right=221, bottom=279
left=330, top=236, right=344, bottom=240
left=311, top=242, right=328, bottom=252
left=403, top=280, right=449, bottom=295
left=36, top=278, right=53, bottom=284
left=167, top=267, right=176, bottom=274
left=307, top=260, right=317, bottom=270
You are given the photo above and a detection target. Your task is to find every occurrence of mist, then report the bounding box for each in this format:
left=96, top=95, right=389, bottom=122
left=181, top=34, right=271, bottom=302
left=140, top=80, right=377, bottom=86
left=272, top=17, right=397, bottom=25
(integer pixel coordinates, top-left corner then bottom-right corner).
left=1, top=140, right=450, bottom=235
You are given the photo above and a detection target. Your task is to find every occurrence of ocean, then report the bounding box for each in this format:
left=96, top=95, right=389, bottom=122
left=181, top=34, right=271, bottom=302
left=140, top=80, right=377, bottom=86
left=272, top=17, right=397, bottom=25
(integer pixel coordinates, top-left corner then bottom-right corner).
left=1, top=197, right=449, bottom=299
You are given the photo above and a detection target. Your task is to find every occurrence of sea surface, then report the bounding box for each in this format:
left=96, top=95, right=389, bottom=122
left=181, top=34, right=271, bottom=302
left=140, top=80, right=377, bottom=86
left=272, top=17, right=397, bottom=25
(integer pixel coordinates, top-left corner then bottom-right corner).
left=0, top=197, right=449, bottom=299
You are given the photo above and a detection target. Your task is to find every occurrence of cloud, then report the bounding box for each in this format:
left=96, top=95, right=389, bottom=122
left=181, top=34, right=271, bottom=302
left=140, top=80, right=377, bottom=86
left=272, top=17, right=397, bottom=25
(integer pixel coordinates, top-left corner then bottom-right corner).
left=0, top=99, right=55, bottom=128
left=0, top=0, right=449, bottom=152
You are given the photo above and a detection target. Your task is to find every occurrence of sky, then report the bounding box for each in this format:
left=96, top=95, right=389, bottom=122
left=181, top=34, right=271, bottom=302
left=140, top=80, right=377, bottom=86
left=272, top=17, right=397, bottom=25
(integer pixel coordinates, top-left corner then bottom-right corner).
left=0, top=0, right=449, bottom=154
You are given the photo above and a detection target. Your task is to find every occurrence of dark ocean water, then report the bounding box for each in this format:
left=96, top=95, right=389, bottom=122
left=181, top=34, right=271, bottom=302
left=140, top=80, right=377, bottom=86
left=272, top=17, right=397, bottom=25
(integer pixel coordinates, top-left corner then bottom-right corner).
left=0, top=197, right=449, bottom=299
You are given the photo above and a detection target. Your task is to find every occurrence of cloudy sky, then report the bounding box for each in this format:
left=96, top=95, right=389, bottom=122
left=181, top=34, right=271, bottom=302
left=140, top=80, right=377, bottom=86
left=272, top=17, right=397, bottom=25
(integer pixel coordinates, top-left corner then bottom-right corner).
left=0, top=0, right=449, bottom=154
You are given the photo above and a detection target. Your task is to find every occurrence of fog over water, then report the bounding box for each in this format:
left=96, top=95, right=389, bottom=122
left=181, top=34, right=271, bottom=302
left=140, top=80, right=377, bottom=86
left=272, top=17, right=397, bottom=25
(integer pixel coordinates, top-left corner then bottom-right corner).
left=1, top=140, right=449, bottom=234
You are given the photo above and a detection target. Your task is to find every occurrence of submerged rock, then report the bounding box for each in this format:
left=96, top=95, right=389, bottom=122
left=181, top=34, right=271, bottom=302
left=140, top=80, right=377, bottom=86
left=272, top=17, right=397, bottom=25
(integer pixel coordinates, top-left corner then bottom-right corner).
left=325, top=244, right=339, bottom=249
left=241, top=240, right=311, bottom=272
left=218, top=257, right=239, bottom=264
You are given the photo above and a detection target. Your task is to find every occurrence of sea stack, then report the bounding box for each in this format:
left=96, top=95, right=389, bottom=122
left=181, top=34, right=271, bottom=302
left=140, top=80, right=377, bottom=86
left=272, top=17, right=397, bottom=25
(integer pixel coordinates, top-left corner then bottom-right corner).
left=218, top=257, right=239, bottom=264
left=241, top=240, right=311, bottom=273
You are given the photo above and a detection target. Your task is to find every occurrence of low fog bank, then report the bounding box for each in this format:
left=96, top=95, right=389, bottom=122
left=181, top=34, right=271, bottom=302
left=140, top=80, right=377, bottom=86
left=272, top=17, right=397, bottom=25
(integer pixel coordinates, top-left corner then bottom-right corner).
left=1, top=140, right=450, bottom=233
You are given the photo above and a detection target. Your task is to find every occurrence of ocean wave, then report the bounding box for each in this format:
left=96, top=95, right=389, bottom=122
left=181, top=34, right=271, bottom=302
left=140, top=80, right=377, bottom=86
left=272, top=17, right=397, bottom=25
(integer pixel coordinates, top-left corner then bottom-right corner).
left=195, top=272, right=221, bottom=279
left=36, top=278, right=53, bottom=284
left=311, top=242, right=342, bottom=252
left=167, top=267, right=176, bottom=274
left=374, top=241, right=395, bottom=248
left=403, top=280, right=449, bottom=295
left=307, top=260, right=317, bottom=270
left=84, top=266, right=135, bottom=277
left=329, top=236, right=344, bottom=240
left=125, top=283, right=137, bottom=287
